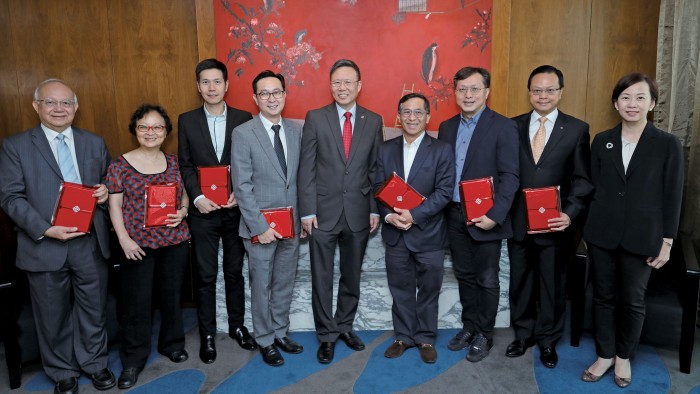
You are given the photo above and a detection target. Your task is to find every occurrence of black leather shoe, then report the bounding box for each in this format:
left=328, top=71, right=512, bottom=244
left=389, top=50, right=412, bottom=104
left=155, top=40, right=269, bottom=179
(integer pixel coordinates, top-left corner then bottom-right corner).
left=539, top=346, right=558, bottom=368
left=230, top=326, right=258, bottom=350
left=466, top=333, right=493, bottom=363
left=260, top=344, right=284, bottom=366
left=339, top=331, right=365, bottom=351
left=505, top=338, right=535, bottom=358
left=160, top=349, right=189, bottom=363
left=54, top=377, right=78, bottom=394
left=200, top=334, right=217, bottom=363
left=447, top=329, right=474, bottom=351
left=317, top=342, right=335, bottom=364
left=117, top=367, right=142, bottom=390
left=90, top=368, right=116, bottom=391
left=274, top=336, right=304, bottom=354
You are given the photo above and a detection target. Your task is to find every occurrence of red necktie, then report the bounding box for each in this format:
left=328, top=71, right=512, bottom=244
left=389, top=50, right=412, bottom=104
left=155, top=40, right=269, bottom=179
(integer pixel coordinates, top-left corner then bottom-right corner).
left=343, top=112, right=352, bottom=160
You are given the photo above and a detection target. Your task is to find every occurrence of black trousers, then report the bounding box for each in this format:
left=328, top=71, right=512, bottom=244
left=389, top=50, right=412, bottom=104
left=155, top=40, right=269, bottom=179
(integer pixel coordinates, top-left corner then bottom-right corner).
left=446, top=205, right=501, bottom=340
left=119, top=241, right=189, bottom=369
left=588, top=243, right=652, bottom=359
left=188, top=210, right=246, bottom=336
left=507, top=237, right=567, bottom=347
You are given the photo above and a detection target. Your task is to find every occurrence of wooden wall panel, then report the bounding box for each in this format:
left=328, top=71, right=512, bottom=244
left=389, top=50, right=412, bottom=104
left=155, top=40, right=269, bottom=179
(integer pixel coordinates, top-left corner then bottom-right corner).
left=196, top=0, right=217, bottom=60
left=0, top=1, right=22, bottom=142
left=489, top=0, right=511, bottom=114
left=586, top=0, right=660, bottom=135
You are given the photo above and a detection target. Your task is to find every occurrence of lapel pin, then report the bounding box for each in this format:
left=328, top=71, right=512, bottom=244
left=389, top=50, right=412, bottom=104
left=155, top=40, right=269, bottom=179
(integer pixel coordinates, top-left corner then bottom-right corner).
left=361, top=115, right=365, bottom=119
left=606, top=142, right=613, bottom=149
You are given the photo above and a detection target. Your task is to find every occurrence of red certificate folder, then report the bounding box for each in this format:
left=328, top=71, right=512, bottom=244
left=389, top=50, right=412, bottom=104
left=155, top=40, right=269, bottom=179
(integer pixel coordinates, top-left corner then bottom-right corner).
left=251, top=207, right=295, bottom=244
left=144, top=183, right=177, bottom=228
left=375, top=172, right=426, bottom=210
left=523, top=186, right=561, bottom=234
left=459, top=177, right=494, bottom=223
left=198, top=165, right=230, bottom=206
left=51, top=182, right=97, bottom=233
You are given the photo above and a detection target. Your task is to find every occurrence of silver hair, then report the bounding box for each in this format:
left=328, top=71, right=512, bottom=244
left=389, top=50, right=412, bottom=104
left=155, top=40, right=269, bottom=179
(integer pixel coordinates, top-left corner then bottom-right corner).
left=33, top=78, right=78, bottom=104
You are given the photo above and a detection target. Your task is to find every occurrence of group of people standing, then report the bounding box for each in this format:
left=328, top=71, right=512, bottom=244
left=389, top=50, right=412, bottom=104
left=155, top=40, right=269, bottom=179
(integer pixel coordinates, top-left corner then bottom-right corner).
left=0, top=57, right=682, bottom=394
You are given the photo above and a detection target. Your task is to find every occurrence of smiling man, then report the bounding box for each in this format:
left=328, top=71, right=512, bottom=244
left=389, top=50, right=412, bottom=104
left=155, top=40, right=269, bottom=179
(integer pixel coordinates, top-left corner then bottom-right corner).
left=374, top=93, right=454, bottom=364
left=506, top=65, right=593, bottom=368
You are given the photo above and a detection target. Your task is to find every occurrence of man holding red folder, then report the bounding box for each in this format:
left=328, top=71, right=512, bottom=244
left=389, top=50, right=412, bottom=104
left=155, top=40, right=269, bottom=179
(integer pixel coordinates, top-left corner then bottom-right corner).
left=375, top=93, right=454, bottom=364
left=506, top=65, right=592, bottom=368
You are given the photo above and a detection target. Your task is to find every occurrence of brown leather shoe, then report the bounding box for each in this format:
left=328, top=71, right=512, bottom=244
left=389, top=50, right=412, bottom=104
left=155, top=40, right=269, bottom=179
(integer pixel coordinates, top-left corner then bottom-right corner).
left=384, top=340, right=413, bottom=358
left=614, top=375, right=632, bottom=388
left=418, top=344, right=437, bottom=364
left=581, top=360, right=615, bottom=383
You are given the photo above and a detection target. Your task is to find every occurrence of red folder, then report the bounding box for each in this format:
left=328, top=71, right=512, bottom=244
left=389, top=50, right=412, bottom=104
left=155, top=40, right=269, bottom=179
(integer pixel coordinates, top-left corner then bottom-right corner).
left=375, top=172, right=426, bottom=210
left=51, top=182, right=98, bottom=233
left=144, top=183, right=177, bottom=228
left=459, top=177, right=494, bottom=223
left=251, top=207, right=295, bottom=244
left=523, top=186, right=561, bottom=234
left=198, top=165, right=230, bottom=206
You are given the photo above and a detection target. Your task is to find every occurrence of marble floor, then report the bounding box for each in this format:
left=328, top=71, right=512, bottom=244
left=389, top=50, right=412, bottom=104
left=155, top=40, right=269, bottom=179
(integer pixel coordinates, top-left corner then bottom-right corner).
left=215, top=231, right=511, bottom=333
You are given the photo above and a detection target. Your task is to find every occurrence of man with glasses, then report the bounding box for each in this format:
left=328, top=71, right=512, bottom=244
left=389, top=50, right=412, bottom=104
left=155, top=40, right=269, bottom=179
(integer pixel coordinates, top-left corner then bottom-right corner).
left=231, top=70, right=303, bottom=366
left=375, top=93, right=454, bottom=364
left=438, top=66, right=519, bottom=362
left=506, top=65, right=592, bottom=368
left=298, top=59, right=383, bottom=364
left=0, top=79, right=116, bottom=393
left=178, top=59, right=255, bottom=364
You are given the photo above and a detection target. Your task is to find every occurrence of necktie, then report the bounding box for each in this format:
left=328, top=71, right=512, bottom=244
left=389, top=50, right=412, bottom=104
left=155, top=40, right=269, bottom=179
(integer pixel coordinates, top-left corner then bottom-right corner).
left=271, top=124, right=287, bottom=177
left=343, top=112, right=352, bottom=160
left=56, top=134, right=79, bottom=183
left=532, top=117, right=547, bottom=164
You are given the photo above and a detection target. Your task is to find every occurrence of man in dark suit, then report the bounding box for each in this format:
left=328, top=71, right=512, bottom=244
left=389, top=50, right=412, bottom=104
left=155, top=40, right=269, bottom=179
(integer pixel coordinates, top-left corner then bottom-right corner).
left=506, top=65, right=593, bottom=368
left=375, top=93, right=454, bottom=364
left=0, top=79, right=116, bottom=393
left=438, top=67, right=519, bottom=362
left=298, top=59, right=384, bottom=364
left=178, top=58, right=255, bottom=363
left=231, top=70, right=303, bottom=366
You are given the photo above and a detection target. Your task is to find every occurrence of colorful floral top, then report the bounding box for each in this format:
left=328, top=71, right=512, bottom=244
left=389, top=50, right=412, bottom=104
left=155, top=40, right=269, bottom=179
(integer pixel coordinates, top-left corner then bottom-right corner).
left=106, top=153, right=190, bottom=249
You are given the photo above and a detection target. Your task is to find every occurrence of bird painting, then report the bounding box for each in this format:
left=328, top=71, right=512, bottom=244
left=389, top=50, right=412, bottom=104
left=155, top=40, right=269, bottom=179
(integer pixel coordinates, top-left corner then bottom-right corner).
left=421, top=42, right=438, bottom=84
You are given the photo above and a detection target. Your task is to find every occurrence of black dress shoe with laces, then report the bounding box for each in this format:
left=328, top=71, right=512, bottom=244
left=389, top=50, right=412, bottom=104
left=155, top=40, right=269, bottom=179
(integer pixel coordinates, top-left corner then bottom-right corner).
left=260, top=344, right=284, bottom=366
left=230, top=326, right=258, bottom=350
left=160, top=349, right=189, bottom=363
left=200, top=334, right=217, bottom=363
left=317, top=342, right=335, bottom=364
left=466, top=333, right=493, bottom=363
left=90, top=368, right=116, bottom=391
left=447, top=329, right=474, bottom=351
left=118, top=367, right=142, bottom=390
left=539, top=346, right=558, bottom=368
left=505, top=338, right=535, bottom=358
left=54, top=377, right=78, bottom=394
left=274, top=336, right=304, bottom=354
left=339, top=331, right=365, bottom=351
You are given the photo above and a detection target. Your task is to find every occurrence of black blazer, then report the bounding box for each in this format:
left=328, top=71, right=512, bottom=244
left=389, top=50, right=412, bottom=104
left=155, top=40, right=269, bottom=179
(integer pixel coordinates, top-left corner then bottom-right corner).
left=178, top=105, right=252, bottom=217
left=583, top=122, right=684, bottom=257
left=510, top=110, right=593, bottom=243
left=438, top=107, right=520, bottom=241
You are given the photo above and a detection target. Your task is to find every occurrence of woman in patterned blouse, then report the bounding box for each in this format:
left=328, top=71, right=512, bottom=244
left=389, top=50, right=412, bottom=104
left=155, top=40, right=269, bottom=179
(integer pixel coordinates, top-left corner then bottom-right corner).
left=106, top=104, right=191, bottom=389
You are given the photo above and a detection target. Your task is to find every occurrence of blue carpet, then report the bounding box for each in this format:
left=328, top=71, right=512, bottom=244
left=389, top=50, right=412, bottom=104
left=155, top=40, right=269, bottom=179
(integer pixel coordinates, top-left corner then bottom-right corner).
left=129, top=369, right=205, bottom=394
left=690, top=385, right=700, bottom=394
left=353, top=328, right=465, bottom=393
left=212, top=330, right=384, bottom=394
left=534, top=333, right=670, bottom=394
left=24, top=308, right=198, bottom=391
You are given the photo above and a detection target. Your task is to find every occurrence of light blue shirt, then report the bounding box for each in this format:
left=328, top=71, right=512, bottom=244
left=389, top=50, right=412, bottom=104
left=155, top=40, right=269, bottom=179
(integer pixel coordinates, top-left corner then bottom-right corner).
left=42, top=124, right=82, bottom=184
left=203, top=104, right=227, bottom=161
left=453, top=107, right=485, bottom=202
left=335, top=103, right=356, bottom=136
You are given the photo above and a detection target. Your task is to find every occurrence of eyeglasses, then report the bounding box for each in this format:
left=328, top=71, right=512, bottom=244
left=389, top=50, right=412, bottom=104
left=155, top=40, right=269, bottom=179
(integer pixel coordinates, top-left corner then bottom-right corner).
left=331, top=80, right=359, bottom=88
left=400, top=109, right=428, bottom=119
left=529, top=88, right=561, bottom=96
left=256, top=90, right=285, bottom=100
left=455, top=87, right=486, bottom=95
left=136, top=124, right=166, bottom=134
left=37, top=98, right=76, bottom=108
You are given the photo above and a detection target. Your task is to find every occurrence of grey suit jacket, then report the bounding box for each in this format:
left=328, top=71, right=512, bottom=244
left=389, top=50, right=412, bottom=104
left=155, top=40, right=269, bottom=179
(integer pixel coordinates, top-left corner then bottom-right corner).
left=0, top=125, right=112, bottom=271
left=297, top=103, right=383, bottom=232
left=231, top=116, right=301, bottom=238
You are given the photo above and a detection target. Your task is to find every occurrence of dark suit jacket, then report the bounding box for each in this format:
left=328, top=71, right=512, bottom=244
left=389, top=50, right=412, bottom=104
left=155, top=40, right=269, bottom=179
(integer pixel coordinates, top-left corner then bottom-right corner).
left=583, top=122, right=684, bottom=257
left=298, top=103, right=383, bottom=232
left=178, top=105, right=252, bottom=217
left=510, top=110, right=593, bottom=243
left=0, top=126, right=111, bottom=271
left=374, top=134, right=455, bottom=252
left=438, top=107, right=520, bottom=241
